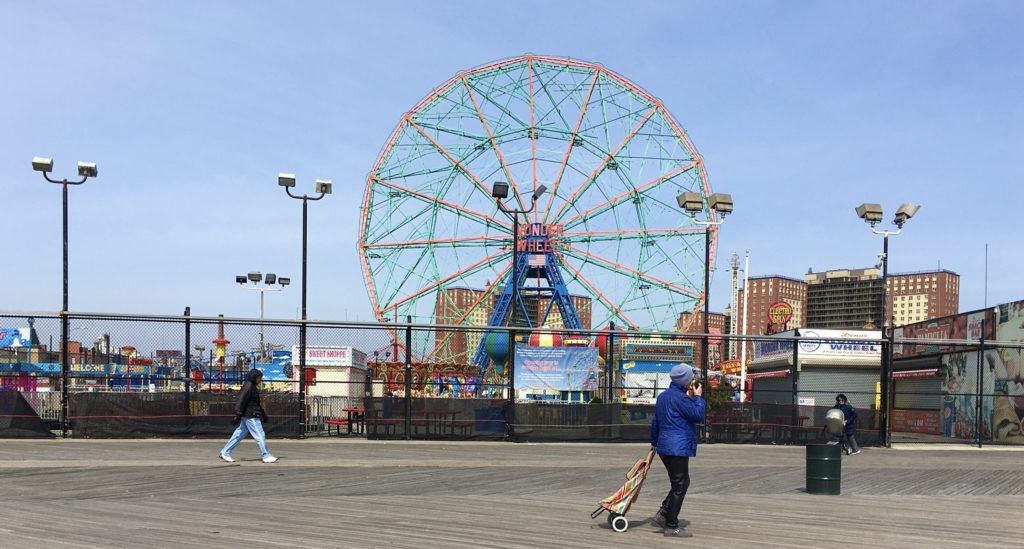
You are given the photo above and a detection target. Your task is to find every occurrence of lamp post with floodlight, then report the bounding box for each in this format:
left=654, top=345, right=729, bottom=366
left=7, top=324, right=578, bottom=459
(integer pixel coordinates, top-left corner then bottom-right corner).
left=32, top=156, right=97, bottom=438
left=856, top=202, right=921, bottom=448
left=490, top=182, right=548, bottom=328
left=678, top=191, right=734, bottom=443
left=279, top=173, right=331, bottom=436
left=236, top=272, right=290, bottom=360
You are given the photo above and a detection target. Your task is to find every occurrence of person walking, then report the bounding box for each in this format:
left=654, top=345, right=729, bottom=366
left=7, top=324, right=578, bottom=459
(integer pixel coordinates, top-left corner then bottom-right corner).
left=833, top=394, right=860, bottom=455
left=649, top=364, right=705, bottom=537
left=220, top=369, right=278, bottom=463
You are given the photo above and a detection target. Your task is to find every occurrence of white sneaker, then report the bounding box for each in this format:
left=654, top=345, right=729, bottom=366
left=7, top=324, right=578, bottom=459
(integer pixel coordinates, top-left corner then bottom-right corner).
left=262, top=456, right=279, bottom=463
left=826, top=441, right=839, bottom=446
left=851, top=450, right=861, bottom=455
left=219, top=453, right=234, bottom=463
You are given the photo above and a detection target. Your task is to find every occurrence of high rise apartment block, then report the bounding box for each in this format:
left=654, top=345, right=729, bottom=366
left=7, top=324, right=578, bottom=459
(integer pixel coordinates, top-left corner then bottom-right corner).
left=887, top=270, right=960, bottom=326
left=805, top=267, right=883, bottom=329
left=734, top=275, right=808, bottom=336
left=803, top=267, right=960, bottom=329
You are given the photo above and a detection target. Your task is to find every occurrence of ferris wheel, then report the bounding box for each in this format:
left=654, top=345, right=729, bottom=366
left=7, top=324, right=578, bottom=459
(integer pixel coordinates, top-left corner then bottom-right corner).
left=359, top=55, right=718, bottom=362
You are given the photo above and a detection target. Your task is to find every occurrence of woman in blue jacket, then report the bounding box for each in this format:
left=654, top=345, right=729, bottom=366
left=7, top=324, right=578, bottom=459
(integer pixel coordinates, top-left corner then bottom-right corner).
left=649, top=364, right=705, bottom=537
left=833, top=394, right=860, bottom=455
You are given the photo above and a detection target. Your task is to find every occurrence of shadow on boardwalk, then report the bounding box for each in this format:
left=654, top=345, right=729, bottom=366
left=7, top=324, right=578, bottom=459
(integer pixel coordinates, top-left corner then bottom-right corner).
left=0, top=440, right=1022, bottom=548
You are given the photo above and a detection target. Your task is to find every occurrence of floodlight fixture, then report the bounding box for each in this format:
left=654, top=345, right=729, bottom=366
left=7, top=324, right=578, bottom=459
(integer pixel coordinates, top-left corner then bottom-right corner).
left=708, top=193, right=733, bottom=216
left=315, top=179, right=332, bottom=194
left=247, top=272, right=262, bottom=283
left=77, top=162, right=98, bottom=178
left=491, top=181, right=509, bottom=199
left=32, top=156, right=53, bottom=173
left=676, top=191, right=704, bottom=215
left=278, top=277, right=291, bottom=286
left=235, top=275, right=247, bottom=284
left=856, top=203, right=884, bottom=225
left=533, top=184, right=548, bottom=201
left=265, top=273, right=277, bottom=285
left=278, top=173, right=296, bottom=188
left=893, top=203, right=921, bottom=228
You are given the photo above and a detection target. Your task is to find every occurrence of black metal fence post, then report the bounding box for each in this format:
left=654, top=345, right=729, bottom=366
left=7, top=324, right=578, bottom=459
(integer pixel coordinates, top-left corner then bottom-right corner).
left=607, top=322, right=616, bottom=403
left=976, top=319, right=985, bottom=448
left=880, top=338, right=888, bottom=446
left=507, top=327, right=516, bottom=439
left=184, top=307, right=191, bottom=417
left=791, top=330, right=800, bottom=445
left=404, top=315, right=412, bottom=440
left=60, top=312, right=69, bottom=438
left=364, top=360, right=373, bottom=412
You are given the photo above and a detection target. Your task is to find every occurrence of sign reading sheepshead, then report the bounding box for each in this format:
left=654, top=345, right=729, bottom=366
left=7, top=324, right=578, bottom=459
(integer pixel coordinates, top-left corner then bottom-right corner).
left=513, top=345, right=599, bottom=392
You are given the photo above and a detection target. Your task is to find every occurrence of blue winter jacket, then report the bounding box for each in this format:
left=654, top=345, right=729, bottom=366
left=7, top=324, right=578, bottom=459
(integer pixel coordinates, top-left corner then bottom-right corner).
left=833, top=403, right=858, bottom=435
left=650, top=384, right=706, bottom=457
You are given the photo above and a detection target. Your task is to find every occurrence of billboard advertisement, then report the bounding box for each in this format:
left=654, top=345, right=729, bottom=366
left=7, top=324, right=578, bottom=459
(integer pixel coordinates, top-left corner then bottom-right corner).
left=513, top=345, right=599, bottom=392
left=894, top=308, right=995, bottom=358
left=797, top=329, right=882, bottom=358
left=0, top=328, right=31, bottom=348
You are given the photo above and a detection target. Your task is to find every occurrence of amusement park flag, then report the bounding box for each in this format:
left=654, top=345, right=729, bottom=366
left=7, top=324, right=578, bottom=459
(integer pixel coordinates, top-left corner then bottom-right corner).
left=513, top=345, right=600, bottom=392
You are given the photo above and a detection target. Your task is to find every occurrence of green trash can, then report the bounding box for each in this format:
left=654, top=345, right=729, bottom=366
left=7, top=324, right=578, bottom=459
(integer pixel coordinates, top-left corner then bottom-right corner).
left=806, top=444, right=842, bottom=495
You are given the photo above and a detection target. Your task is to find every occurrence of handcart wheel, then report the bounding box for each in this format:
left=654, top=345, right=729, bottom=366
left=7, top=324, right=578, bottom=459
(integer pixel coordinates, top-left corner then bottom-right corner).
left=606, top=512, right=617, bottom=526
left=610, top=514, right=629, bottom=533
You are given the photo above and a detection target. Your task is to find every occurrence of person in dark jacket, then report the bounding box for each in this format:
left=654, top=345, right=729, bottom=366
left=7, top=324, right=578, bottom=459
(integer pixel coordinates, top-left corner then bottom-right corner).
left=833, top=394, right=860, bottom=455
left=220, top=369, right=278, bottom=463
left=649, top=364, right=705, bottom=537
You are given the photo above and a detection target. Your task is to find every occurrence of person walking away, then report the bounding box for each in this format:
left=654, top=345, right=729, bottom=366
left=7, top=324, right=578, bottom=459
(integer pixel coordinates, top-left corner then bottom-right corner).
left=650, top=364, right=705, bottom=537
left=833, top=394, right=860, bottom=455
left=220, top=369, right=278, bottom=463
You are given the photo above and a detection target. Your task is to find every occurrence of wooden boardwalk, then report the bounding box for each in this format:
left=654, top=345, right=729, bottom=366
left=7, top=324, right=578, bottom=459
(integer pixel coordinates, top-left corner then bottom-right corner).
left=0, top=440, right=1022, bottom=548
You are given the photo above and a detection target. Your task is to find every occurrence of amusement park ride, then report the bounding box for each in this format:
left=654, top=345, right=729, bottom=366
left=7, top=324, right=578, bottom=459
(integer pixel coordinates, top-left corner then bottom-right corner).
left=359, top=54, right=721, bottom=381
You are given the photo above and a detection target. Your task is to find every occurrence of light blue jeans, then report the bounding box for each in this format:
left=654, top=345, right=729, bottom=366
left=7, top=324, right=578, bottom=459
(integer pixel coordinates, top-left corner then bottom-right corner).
left=221, top=417, right=271, bottom=459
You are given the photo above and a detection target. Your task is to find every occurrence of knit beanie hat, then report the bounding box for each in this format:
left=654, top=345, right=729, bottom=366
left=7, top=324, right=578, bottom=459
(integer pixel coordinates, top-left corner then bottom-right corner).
left=669, top=364, right=694, bottom=388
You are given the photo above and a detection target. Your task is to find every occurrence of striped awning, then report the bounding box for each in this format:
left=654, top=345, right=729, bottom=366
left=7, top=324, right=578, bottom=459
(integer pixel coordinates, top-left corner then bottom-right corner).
left=893, top=368, right=938, bottom=379
left=746, top=369, right=790, bottom=380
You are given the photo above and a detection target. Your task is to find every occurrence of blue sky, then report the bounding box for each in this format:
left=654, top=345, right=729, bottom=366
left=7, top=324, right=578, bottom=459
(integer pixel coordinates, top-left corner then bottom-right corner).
left=2, top=1, right=1021, bottom=324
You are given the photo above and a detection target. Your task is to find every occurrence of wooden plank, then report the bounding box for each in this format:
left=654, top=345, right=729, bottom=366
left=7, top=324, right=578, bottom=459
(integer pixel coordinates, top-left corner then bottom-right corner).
left=0, top=441, right=1021, bottom=547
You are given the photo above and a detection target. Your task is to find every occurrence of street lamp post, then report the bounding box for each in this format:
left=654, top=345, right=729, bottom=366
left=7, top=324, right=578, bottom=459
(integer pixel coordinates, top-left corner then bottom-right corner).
left=856, top=202, right=920, bottom=448
left=236, top=272, right=290, bottom=360
left=491, top=182, right=547, bottom=329
left=279, top=173, right=331, bottom=437
left=678, top=191, right=734, bottom=443
left=32, top=156, right=97, bottom=438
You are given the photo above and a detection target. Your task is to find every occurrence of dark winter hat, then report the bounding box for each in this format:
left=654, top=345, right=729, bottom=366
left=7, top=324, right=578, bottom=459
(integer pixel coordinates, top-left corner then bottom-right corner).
left=670, top=364, right=694, bottom=388
left=247, top=369, right=264, bottom=382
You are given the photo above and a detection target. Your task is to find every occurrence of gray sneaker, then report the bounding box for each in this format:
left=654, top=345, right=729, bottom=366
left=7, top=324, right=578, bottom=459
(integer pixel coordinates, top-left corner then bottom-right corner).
left=664, top=527, right=693, bottom=537
left=219, top=453, right=234, bottom=463
left=652, top=513, right=690, bottom=529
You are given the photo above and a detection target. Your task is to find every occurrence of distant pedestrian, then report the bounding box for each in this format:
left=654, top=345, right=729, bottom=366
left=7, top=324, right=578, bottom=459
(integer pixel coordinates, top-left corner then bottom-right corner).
left=833, top=394, right=860, bottom=455
left=220, top=369, right=278, bottom=463
left=649, top=364, right=705, bottom=538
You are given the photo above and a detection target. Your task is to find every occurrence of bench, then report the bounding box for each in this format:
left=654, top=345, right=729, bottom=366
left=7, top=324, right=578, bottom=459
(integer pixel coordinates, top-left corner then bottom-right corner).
left=324, top=418, right=349, bottom=436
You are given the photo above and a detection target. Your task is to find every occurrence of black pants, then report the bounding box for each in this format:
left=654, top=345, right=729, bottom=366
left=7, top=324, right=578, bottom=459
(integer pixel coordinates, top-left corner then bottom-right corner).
left=658, top=454, right=690, bottom=529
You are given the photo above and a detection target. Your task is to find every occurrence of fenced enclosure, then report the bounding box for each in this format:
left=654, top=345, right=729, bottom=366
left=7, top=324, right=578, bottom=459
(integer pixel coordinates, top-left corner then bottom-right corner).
left=0, top=310, right=1018, bottom=446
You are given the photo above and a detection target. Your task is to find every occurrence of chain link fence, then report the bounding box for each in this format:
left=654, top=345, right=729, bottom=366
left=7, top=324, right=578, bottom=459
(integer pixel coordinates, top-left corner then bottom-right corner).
left=1, top=310, right=1021, bottom=446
